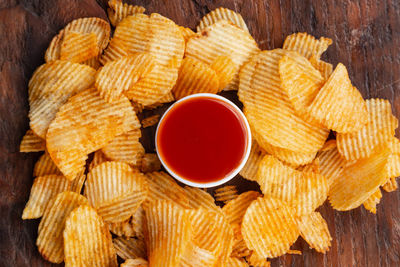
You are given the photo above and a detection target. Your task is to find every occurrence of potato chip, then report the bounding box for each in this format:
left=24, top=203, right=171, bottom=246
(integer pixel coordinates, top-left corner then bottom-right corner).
left=101, top=13, right=185, bottom=68
left=246, top=252, right=271, bottom=267
left=172, top=57, right=219, bottom=99
left=238, top=49, right=329, bottom=153
left=226, top=257, right=249, bottom=267
left=309, top=55, right=333, bottom=80
left=84, top=56, right=101, bottom=69
left=33, top=153, right=62, bottom=177
left=108, top=219, right=135, bottom=237
left=329, top=148, right=390, bottom=211
left=46, top=88, right=139, bottom=180
left=144, top=200, right=192, bottom=266
left=296, top=211, right=332, bottom=253
left=179, top=26, right=196, bottom=42
left=131, top=205, right=146, bottom=240
left=85, top=161, right=148, bottom=222
left=383, top=177, right=398, bottom=192
left=297, top=158, right=320, bottom=173
left=101, top=129, right=144, bottom=167
left=22, top=175, right=81, bottom=219
left=283, top=32, right=332, bottom=59
left=307, top=63, right=368, bottom=133
left=287, top=249, right=302, bottom=255
left=180, top=242, right=217, bottom=267
left=37, top=192, right=88, bottom=263
left=363, top=188, right=382, bottom=214
left=107, top=0, right=145, bottom=27
left=140, top=153, right=161, bottom=173
left=186, top=20, right=259, bottom=90
left=45, top=17, right=110, bottom=62
left=141, top=115, right=160, bottom=128
left=60, top=31, right=99, bottom=63
left=184, top=186, right=221, bottom=213
left=64, top=205, right=117, bottom=267
left=210, top=55, right=238, bottom=91
left=155, top=91, right=175, bottom=104
left=113, top=237, right=146, bottom=260
left=231, top=235, right=251, bottom=258
left=95, top=54, right=157, bottom=102
left=214, top=185, right=238, bottom=203
left=242, top=197, right=299, bottom=258
left=257, top=155, right=328, bottom=216
left=337, top=98, right=398, bottom=160
left=222, top=191, right=261, bottom=226
left=239, top=140, right=266, bottom=181
left=144, top=171, right=190, bottom=208
left=20, top=129, right=46, bottom=152
left=121, top=258, right=148, bottom=267
left=89, top=150, right=109, bottom=171
left=28, top=61, right=96, bottom=138
left=197, top=7, right=249, bottom=32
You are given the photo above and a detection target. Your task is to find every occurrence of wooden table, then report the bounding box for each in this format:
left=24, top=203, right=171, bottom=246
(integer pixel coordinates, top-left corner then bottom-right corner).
left=0, top=0, right=399, bottom=266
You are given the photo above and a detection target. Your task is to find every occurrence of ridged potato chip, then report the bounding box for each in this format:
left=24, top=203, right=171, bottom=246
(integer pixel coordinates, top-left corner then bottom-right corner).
left=95, top=54, right=157, bottom=102
left=46, top=88, right=139, bottom=180
left=45, top=17, right=110, bottom=62
left=186, top=20, right=259, bottom=90
left=257, top=155, right=328, bottom=216
left=197, top=7, right=249, bottom=32
left=113, top=237, right=146, bottom=260
left=329, top=148, right=390, bottom=211
left=132, top=205, right=146, bottom=240
left=180, top=243, right=217, bottom=267
left=239, top=49, right=329, bottom=153
left=307, top=63, right=368, bottom=133
left=101, top=13, right=185, bottom=67
left=246, top=252, right=271, bottom=267
left=179, top=26, right=196, bottom=42
left=33, top=153, right=62, bottom=177
left=121, top=258, right=148, bottom=267
left=20, top=129, right=46, bottom=152
left=226, top=257, right=249, bottom=267
left=28, top=61, right=96, bottom=138
left=222, top=191, right=261, bottom=226
left=85, top=161, right=148, bottom=222
left=22, top=175, right=81, bottom=219
left=283, top=32, right=332, bottom=59
left=210, top=55, right=238, bottom=91
left=89, top=150, right=109, bottom=171
left=144, top=200, right=192, bottom=266
left=64, top=205, right=117, bottom=267
left=297, top=158, right=320, bottom=173
left=383, top=177, right=398, bottom=192
left=309, top=55, right=333, bottom=80
left=214, top=185, right=238, bottom=203
left=60, top=31, right=99, bottom=63
left=107, top=0, right=145, bottom=27
left=239, top=140, right=266, bottom=181
left=296, top=211, right=332, bottom=253
left=242, top=197, right=299, bottom=258
left=37, top=192, right=88, bottom=263
left=337, top=98, right=398, bottom=160
left=184, top=186, right=221, bottom=213
left=140, top=153, right=161, bottom=173
left=363, top=188, right=382, bottom=214
left=172, top=57, right=219, bottom=99
left=101, top=129, right=144, bottom=167
left=141, top=115, right=160, bottom=128
left=108, top=219, right=135, bottom=237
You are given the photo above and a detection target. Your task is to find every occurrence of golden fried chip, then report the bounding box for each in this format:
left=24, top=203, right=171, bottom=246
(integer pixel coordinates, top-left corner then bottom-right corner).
left=297, top=158, right=320, bottom=173
left=329, top=148, right=390, bottom=211
left=33, top=153, right=62, bottom=176
left=238, top=49, right=329, bottom=153
left=180, top=243, right=217, bottom=267
left=246, top=252, right=271, bottom=267
left=132, top=205, right=146, bottom=240
left=184, top=186, right=221, bottom=213
left=46, top=88, right=139, bottom=180
left=222, top=191, right=261, bottom=226
left=231, top=234, right=251, bottom=258
left=140, top=153, right=161, bottom=173
left=337, top=99, right=398, bottom=160
left=83, top=56, right=101, bottom=69
left=144, top=200, right=192, bottom=266
left=107, top=0, right=145, bottom=27
left=45, top=17, right=110, bottom=62
left=37, top=192, right=88, bottom=263
left=108, top=219, right=135, bottom=237
left=226, top=257, right=249, bottom=267
left=141, top=115, right=160, bottom=128
left=239, top=140, right=266, bottom=181
left=197, top=7, right=249, bottom=32
left=210, top=55, right=238, bottom=91
left=308, top=63, right=368, bottom=133
left=155, top=91, right=175, bottom=104
left=214, top=185, right=238, bottom=203
left=383, top=177, right=398, bottom=192
left=186, top=20, right=259, bottom=90
left=22, top=175, right=81, bottom=219
left=101, top=13, right=185, bottom=67
left=89, top=150, right=109, bottom=171
left=296, top=211, right=332, bottom=253
left=101, top=129, right=144, bottom=167
left=28, top=61, right=96, bottom=138
left=287, top=250, right=302, bottom=255
left=121, top=258, right=148, bottom=267
left=113, top=237, right=146, bottom=260
left=60, top=31, right=99, bottom=63
left=64, top=205, right=117, bottom=267
left=172, top=57, right=219, bottom=99
left=242, top=197, right=299, bottom=258
left=179, top=26, right=196, bottom=42
left=283, top=32, right=332, bottom=59
left=20, top=129, right=46, bottom=152
left=309, top=55, right=333, bottom=80
left=257, top=155, right=328, bottom=216
left=363, top=188, right=382, bottom=214
left=85, top=161, right=148, bottom=222
left=144, top=171, right=190, bottom=208
left=95, top=54, right=157, bottom=102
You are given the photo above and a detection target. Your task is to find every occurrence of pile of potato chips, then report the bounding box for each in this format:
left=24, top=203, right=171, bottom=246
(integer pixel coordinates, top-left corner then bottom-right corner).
left=20, top=1, right=399, bottom=266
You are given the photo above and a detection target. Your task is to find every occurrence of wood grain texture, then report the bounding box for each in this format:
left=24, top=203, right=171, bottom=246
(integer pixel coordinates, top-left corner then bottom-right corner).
left=0, top=0, right=399, bottom=266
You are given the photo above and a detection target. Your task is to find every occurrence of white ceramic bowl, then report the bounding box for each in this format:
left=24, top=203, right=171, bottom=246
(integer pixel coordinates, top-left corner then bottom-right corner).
left=155, top=93, right=252, bottom=188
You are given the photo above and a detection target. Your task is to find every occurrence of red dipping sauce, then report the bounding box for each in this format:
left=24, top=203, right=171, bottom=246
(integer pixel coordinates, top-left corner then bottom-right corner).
left=156, top=94, right=250, bottom=187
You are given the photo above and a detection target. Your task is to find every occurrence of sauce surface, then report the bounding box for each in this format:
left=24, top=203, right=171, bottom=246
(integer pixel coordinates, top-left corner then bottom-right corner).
left=157, top=96, right=248, bottom=183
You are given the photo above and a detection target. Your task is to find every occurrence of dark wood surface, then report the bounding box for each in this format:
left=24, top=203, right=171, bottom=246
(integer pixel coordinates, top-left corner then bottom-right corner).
left=1, top=0, right=399, bottom=266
